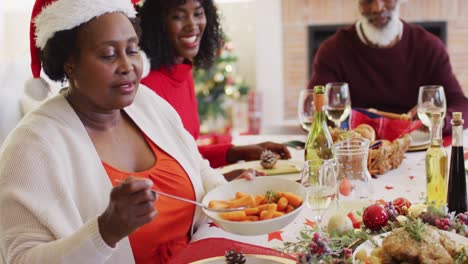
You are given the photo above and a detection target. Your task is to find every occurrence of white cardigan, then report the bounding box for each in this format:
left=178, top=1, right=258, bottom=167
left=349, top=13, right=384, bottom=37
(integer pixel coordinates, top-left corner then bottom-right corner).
left=0, top=85, right=227, bottom=264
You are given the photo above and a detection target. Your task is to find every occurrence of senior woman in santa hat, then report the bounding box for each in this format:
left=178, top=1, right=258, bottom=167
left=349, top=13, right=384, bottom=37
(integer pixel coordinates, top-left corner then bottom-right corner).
left=0, top=0, right=255, bottom=263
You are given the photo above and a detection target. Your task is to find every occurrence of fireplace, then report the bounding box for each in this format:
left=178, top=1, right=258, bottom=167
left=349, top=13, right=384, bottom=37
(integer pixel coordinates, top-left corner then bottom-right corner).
left=307, top=21, right=447, bottom=76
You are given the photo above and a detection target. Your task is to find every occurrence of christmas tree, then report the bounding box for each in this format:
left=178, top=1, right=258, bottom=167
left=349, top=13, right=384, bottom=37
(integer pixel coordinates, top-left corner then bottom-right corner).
left=194, top=41, right=250, bottom=134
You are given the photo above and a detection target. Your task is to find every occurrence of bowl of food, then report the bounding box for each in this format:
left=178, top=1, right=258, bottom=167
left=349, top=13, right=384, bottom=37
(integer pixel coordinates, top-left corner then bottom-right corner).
left=202, top=177, right=306, bottom=236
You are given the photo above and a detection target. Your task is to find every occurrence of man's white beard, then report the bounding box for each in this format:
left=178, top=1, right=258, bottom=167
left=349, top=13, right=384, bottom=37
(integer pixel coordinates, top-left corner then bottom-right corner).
left=359, top=6, right=402, bottom=47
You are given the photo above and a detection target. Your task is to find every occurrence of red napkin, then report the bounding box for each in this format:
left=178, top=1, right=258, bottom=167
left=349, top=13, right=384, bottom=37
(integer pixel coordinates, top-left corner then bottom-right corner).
left=349, top=109, right=422, bottom=141
left=168, top=238, right=295, bottom=263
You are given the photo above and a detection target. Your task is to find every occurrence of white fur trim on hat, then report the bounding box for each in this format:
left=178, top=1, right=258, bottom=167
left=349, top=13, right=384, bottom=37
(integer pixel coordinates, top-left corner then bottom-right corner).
left=34, top=0, right=136, bottom=49
left=21, top=77, right=52, bottom=115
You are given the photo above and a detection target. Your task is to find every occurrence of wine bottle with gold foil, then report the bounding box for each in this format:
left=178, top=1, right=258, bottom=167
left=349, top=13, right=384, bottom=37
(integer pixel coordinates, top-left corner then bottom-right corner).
left=305, top=86, right=333, bottom=161
left=425, top=112, right=448, bottom=207
left=447, top=112, right=467, bottom=214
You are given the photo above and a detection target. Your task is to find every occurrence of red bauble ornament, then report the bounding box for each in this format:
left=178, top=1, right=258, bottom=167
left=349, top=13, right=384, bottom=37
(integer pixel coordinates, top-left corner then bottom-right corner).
left=392, top=197, right=412, bottom=215
left=363, top=204, right=389, bottom=231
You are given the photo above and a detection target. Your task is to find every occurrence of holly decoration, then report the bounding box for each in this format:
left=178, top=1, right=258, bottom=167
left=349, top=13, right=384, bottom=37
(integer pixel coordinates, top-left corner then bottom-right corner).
left=393, top=197, right=412, bottom=215
left=347, top=212, right=362, bottom=229
left=363, top=204, right=389, bottom=231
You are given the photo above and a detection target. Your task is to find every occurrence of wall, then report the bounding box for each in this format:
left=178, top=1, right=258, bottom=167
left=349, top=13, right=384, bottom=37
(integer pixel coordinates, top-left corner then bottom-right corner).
left=218, top=0, right=286, bottom=132
left=282, top=0, right=468, bottom=120
left=0, top=0, right=34, bottom=62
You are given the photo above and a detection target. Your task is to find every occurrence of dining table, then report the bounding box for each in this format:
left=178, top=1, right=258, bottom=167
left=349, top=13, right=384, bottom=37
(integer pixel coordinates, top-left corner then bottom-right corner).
left=169, top=129, right=468, bottom=263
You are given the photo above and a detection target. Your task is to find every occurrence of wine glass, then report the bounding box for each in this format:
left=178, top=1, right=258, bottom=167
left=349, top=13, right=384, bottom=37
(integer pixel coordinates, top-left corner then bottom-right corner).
left=417, top=85, right=446, bottom=134
left=300, top=159, right=337, bottom=224
left=325, top=82, right=351, bottom=129
left=297, top=89, right=315, bottom=131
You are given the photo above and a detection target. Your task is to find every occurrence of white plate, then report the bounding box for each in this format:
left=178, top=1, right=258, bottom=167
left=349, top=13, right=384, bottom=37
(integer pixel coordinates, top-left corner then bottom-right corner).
left=219, top=160, right=303, bottom=181
left=409, top=129, right=430, bottom=147
left=353, top=230, right=468, bottom=263
left=191, top=254, right=295, bottom=264
left=465, top=159, right=468, bottom=171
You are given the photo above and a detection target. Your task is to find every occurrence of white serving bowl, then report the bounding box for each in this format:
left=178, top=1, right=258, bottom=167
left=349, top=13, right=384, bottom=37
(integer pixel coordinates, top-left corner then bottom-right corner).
left=202, top=177, right=306, bottom=236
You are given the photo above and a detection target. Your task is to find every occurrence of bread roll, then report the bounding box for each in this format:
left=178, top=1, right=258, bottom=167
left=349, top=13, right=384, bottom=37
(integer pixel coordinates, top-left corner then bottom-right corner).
left=353, top=124, right=376, bottom=142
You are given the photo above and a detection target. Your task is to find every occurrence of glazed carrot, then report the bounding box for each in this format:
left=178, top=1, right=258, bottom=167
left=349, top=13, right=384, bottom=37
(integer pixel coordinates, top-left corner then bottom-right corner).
left=272, top=211, right=285, bottom=218
left=285, top=204, right=295, bottom=213
left=266, top=203, right=278, bottom=212
left=260, top=210, right=274, bottom=220
left=219, top=211, right=247, bottom=221
left=255, top=194, right=266, bottom=206
left=258, top=203, right=276, bottom=211
left=244, top=207, right=260, bottom=215
left=246, top=215, right=259, bottom=221
left=228, top=194, right=255, bottom=208
left=235, top=192, right=248, bottom=199
left=208, top=200, right=230, bottom=209
left=276, top=197, right=289, bottom=211
left=213, top=191, right=301, bottom=222
left=280, top=192, right=303, bottom=207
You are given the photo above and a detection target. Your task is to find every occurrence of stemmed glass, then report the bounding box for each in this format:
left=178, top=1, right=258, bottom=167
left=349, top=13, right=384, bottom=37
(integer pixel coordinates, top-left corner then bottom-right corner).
left=297, top=89, right=315, bottom=131
left=300, top=159, right=337, bottom=224
left=417, top=85, right=446, bottom=135
left=325, top=82, right=351, bottom=129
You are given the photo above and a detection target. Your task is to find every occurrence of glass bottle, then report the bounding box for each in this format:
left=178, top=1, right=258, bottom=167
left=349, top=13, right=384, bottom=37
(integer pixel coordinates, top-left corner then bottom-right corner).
left=425, top=112, right=448, bottom=207
left=305, top=85, right=333, bottom=161
left=447, top=112, right=467, bottom=214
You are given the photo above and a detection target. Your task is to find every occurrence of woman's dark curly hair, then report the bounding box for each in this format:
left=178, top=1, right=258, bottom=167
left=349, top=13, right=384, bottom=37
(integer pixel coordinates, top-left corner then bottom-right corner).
left=40, top=16, right=142, bottom=83
left=41, top=28, right=79, bottom=83
left=138, top=0, right=223, bottom=70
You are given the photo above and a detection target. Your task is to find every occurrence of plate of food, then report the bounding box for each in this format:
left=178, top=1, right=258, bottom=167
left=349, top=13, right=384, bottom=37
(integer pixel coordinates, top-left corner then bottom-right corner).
left=409, top=129, right=430, bottom=147
left=219, top=160, right=303, bottom=181
left=191, top=254, right=295, bottom=264
left=353, top=225, right=468, bottom=263
left=202, top=177, right=306, bottom=236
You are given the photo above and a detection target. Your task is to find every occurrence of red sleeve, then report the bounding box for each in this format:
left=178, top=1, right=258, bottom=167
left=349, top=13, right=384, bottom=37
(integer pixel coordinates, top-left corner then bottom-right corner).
left=198, top=144, right=233, bottom=168
left=307, top=33, right=344, bottom=90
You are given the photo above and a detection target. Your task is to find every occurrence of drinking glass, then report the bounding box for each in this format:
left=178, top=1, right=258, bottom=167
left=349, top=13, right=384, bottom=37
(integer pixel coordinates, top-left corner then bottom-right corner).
left=297, top=89, right=315, bottom=132
left=332, top=138, right=373, bottom=201
left=325, top=82, right=351, bottom=129
left=300, top=159, right=337, bottom=223
left=417, top=85, right=446, bottom=132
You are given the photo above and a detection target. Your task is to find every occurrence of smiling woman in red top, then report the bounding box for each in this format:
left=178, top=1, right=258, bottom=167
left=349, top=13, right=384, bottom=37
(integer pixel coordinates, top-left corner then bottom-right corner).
left=139, top=0, right=291, bottom=171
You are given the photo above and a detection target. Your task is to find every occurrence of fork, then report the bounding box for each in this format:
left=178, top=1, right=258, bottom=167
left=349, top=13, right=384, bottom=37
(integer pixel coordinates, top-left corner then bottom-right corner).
left=114, top=179, right=246, bottom=212
left=152, top=190, right=247, bottom=213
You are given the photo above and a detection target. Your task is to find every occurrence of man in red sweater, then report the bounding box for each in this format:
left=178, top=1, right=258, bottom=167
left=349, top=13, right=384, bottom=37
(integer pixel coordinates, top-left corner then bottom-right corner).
left=308, top=0, right=468, bottom=134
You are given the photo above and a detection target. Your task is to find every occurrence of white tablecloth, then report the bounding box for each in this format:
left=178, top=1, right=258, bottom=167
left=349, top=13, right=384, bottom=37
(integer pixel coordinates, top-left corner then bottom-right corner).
left=192, top=130, right=468, bottom=249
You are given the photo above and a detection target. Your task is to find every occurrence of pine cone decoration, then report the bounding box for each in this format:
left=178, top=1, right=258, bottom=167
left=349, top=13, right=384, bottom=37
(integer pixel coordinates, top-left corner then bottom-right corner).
left=260, top=149, right=278, bottom=169
left=225, top=249, right=246, bottom=264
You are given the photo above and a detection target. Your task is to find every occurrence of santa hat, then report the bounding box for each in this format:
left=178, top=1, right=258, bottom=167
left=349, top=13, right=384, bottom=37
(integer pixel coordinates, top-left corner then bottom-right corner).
left=22, top=0, right=137, bottom=114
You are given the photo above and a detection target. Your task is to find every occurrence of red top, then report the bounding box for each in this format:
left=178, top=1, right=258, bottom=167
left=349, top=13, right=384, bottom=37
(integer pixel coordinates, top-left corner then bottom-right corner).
left=141, top=63, right=233, bottom=168
left=308, top=21, right=468, bottom=135
left=102, top=135, right=195, bottom=264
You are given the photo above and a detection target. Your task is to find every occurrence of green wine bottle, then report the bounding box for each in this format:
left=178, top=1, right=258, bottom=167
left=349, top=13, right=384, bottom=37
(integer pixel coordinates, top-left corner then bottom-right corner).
left=305, top=85, right=333, bottom=161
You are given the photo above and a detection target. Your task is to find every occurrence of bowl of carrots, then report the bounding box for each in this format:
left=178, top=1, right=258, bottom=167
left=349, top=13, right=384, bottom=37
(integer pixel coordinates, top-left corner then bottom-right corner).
left=202, top=177, right=306, bottom=236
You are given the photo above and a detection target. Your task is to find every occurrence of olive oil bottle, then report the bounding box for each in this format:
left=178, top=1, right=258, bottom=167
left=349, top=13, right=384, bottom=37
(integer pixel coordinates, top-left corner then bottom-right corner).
left=425, top=112, right=448, bottom=207
left=304, top=85, right=333, bottom=161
